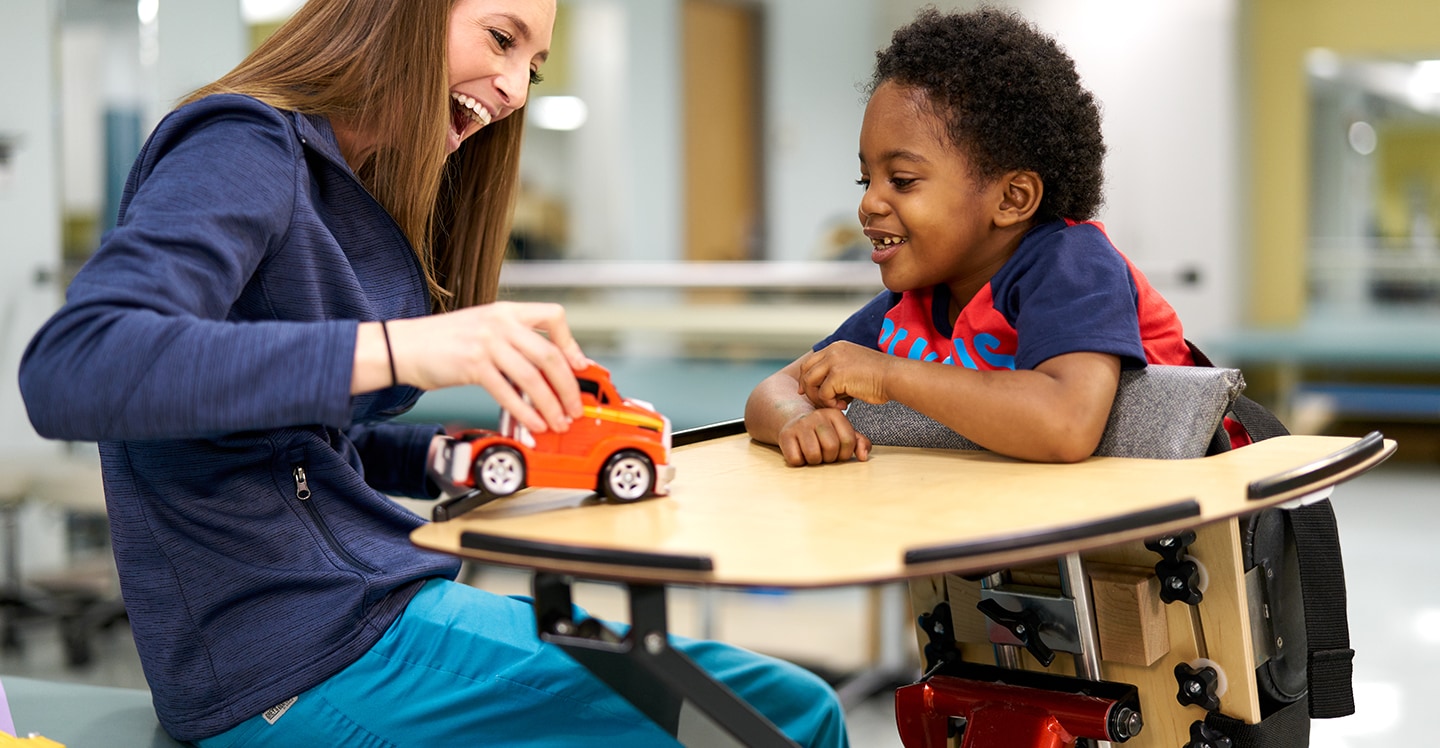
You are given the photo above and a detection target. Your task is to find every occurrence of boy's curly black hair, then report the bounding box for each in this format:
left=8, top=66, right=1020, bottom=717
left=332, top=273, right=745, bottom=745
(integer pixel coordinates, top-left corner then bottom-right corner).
left=868, top=7, right=1106, bottom=223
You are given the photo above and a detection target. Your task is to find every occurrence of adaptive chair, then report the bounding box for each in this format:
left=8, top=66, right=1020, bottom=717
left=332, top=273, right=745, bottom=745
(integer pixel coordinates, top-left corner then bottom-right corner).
left=847, top=359, right=1365, bottom=748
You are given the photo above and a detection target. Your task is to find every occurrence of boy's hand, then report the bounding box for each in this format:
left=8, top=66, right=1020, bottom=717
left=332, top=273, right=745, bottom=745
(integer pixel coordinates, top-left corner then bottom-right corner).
left=777, top=408, right=872, bottom=466
left=796, top=342, right=895, bottom=409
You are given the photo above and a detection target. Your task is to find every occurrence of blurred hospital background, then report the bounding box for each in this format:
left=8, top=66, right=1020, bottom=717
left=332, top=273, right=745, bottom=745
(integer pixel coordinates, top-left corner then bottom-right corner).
left=2, top=1, right=1439, bottom=746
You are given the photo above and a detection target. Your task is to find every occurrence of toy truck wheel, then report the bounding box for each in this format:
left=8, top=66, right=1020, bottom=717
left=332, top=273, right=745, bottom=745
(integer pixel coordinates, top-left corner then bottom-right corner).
left=475, top=446, right=525, bottom=496
left=600, top=450, right=655, bottom=503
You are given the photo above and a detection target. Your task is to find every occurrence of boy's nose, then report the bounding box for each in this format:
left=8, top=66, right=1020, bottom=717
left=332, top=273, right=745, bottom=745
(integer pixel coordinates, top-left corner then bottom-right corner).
left=858, top=195, right=887, bottom=224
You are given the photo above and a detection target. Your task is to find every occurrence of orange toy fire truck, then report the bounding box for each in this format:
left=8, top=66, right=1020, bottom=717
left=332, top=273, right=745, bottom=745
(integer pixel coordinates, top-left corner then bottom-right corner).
left=439, top=363, right=674, bottom=503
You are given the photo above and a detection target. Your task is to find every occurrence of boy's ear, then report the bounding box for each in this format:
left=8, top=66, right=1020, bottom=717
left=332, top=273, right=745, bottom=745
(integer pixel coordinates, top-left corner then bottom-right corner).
left=993, top=170, right=1042, bottom=227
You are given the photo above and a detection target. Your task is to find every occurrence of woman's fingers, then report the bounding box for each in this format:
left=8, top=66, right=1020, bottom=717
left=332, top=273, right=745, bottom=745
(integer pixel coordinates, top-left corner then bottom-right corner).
left=516, top=302, right=591, bottom=372
left=505, top=320, right=584, bottom=420
left=471, top=360, right=548, bottom=433
left=494, top=347, right=575, bottom=433
left=388, top=302, right=589, bottom=433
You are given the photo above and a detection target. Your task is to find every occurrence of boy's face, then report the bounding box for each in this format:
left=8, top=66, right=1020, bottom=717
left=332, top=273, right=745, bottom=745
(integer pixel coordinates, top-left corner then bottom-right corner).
left=857, top=82, right=1013, bottom=298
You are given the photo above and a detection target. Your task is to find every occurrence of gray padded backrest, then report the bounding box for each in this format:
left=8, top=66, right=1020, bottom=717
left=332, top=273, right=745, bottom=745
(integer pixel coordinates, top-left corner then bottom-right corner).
left=845, top=365, right=1245, bottom=460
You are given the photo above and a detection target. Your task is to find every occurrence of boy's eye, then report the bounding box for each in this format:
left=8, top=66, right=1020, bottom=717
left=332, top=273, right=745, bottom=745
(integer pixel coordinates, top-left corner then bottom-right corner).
left=855, top=178, right=870, bottom=188
left=890, top=177, right=916, bottom=190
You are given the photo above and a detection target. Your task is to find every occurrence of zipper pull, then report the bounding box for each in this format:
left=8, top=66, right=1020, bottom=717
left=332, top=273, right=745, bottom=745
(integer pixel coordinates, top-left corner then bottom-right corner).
left=293, top=466, right=311, bottom=500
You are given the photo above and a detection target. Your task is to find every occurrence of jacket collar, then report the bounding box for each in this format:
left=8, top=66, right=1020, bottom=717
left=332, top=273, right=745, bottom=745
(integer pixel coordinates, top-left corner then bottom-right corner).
left=291, top=111, right=356, bottom=176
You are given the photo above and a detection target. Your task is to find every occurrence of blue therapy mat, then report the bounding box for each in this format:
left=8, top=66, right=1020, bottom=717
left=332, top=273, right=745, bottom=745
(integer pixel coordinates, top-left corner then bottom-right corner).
left=399, top=356, right=790, bottom=432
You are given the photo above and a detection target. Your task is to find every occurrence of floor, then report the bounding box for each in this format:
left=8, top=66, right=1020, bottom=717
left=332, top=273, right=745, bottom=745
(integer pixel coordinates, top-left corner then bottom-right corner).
left=1, top=458, right=1435, bottom=747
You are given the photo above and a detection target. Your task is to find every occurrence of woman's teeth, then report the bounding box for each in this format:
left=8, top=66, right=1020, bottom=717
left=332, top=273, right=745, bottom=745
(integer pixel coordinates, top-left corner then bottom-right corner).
left=451, top=92, right=492, bottom=128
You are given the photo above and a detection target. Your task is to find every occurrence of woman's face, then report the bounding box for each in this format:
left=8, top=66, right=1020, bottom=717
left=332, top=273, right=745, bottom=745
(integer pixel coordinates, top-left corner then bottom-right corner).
left=446, top=0, right=556, bottom=152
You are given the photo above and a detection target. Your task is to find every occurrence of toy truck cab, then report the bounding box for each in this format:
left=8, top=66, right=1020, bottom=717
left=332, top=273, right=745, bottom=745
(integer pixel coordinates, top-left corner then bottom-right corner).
left=445, top=363, right=675, bottom=502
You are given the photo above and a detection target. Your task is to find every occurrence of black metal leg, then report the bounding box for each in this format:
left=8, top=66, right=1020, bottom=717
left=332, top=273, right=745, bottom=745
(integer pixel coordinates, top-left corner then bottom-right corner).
left=532, top=572, right=799, bottom=748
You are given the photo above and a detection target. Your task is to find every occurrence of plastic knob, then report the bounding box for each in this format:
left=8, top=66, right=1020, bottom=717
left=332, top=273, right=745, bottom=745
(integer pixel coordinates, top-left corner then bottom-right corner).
left=977, top=598, right=1055, bottom=667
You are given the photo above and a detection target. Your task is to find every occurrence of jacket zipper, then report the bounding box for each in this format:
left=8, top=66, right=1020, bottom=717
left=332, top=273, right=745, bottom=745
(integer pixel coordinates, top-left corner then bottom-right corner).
left=296, top=124, right=427, bottom=418
left=293, top=118, right=433, bottom=312
left=293, top=465, right=379, bottom=573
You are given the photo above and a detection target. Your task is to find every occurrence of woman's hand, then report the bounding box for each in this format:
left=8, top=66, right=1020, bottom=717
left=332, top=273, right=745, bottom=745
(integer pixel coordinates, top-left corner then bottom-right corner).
left=355, top=302, right=590, bottom=434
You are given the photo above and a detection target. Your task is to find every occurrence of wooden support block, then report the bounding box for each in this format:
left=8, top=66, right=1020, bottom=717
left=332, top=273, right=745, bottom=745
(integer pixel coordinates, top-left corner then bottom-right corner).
left=1007, top=564, right=1061, bottom=589
left=942, top=574, right=991, bottom=644
left=1087, top=562, right=1169, bottom=666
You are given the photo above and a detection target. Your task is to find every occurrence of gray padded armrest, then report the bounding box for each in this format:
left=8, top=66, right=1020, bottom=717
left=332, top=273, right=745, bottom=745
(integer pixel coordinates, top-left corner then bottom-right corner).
left=845, top=365, right=1245, bottom=460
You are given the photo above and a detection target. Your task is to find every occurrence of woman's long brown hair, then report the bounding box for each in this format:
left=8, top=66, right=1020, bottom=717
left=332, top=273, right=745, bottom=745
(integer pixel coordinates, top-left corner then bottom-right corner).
left=184, top=0, right=524, bottom=310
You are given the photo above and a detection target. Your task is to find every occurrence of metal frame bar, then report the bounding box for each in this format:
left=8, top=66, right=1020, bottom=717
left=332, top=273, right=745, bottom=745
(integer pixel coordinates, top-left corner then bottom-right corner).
left=532, top=572, right=798, bottom=748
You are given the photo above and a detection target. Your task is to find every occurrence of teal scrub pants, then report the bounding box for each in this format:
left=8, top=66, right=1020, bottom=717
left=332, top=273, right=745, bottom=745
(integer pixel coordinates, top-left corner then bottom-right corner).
left=197, top=578, right=849, bottom=747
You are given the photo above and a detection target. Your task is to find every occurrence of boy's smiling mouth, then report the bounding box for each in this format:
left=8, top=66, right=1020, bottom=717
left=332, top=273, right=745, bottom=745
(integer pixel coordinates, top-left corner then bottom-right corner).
left=865, top=231, right=908, bottom=264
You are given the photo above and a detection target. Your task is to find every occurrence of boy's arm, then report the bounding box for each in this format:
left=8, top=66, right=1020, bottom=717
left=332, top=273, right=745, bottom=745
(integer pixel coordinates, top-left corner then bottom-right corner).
left=745, top=356, right=872, bottom=466
left=800, top=342, right=1120, bottom=463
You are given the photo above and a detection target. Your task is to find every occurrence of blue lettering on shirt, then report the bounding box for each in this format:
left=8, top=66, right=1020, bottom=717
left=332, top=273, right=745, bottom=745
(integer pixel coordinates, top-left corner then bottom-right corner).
left=880, top=318, right=908, bottom=356
left=906, top=338, right=940, bottom=362
left=974, top=333, right=1016, bottom=370
left=880, top=319, right=1017, bottom=371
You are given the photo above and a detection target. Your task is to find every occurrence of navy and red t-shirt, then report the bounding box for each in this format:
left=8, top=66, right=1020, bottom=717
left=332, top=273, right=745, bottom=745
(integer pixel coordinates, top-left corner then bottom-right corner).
left=817, top=220, right=1195, bottom=370
left=816, top=219, right=1253, bottom=449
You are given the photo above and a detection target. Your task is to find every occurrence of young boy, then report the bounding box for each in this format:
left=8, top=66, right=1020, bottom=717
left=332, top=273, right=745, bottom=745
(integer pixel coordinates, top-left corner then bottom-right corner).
left=746, top=7, right=1196, bottom=466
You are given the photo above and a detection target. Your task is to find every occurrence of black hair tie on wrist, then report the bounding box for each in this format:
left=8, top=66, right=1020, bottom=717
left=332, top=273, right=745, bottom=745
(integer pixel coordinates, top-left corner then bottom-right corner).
left=380, top=320, right=397, bottom=388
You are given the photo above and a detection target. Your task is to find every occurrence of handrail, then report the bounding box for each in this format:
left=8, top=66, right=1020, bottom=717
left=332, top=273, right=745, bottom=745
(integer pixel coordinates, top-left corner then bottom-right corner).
left=460, top=531, right=715, bottom=571
left=500, top=260, right=881, bottom=292
left=903, top=499, right=1202, bottom=565
left=1246, top=430, right=1387, bottom=500
left=672, top=419, right=747, bottom=447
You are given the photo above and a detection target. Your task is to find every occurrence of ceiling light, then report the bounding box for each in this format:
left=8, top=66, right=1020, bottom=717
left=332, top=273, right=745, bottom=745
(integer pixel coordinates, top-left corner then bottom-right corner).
left=241, top=0, right=306, bottom=24
left=1407, top=60, right=1440, bottom=112
left=529, top=96, right=589, bottom=131
left=1348, top=121, right=1377, bottom=156
left=137, top=0, right=158, bottom=25
left=1307, top=48, right=1342, bottom=80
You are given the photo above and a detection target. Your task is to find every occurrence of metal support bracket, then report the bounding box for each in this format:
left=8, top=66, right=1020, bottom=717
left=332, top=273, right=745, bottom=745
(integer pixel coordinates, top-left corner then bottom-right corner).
left=531, top=572, right=799, bottom=748
left=979, top=585, right=1082, bottom=664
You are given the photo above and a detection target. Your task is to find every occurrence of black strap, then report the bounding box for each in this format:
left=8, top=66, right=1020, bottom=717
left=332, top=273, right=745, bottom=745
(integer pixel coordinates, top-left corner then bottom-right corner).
left=1287, top=498, right=1356, bottom=718
left=1229, top=395, right=1290, bottom=443
left=1205, top=696, right=1311, bottom=747
left=1187, top=339, right=1355, bottom=719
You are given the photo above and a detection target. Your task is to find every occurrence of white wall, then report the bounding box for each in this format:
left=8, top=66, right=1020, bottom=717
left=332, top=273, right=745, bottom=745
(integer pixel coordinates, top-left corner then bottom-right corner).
left=0, top=0, right=67, bottom=574
left=561, top=0, right=685, bottom=262
left=150, top=0, right=248, bottom=126
left=553, top=0, right=883, bottom=264
left=0, top=0, right=65, bottom=459
left=758, top=0, right=885, bottom=261
left=1026, top=0, right=1241, bottom=347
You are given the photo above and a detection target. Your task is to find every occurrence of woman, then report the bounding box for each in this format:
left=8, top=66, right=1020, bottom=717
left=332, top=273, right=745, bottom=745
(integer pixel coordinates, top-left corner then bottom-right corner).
left=19, top=0, right=848, bottom=745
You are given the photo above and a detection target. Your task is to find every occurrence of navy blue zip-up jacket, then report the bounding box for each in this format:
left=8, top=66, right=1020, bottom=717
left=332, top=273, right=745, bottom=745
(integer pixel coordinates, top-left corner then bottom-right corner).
left=18, top=94, right=461, bottom=742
